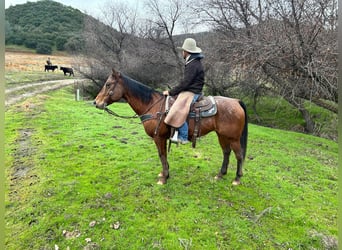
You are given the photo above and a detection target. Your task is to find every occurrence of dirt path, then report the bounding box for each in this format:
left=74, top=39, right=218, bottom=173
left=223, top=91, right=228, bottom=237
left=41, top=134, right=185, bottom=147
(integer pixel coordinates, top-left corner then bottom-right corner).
left=6, top=78, right=86, bottom=195
left=5, top=79, right=84, bottom=106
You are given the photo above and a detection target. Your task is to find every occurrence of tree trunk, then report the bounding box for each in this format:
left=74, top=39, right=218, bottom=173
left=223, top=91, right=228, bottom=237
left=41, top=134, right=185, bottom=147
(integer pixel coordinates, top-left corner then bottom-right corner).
left=285, top=97, right=315, bottom=133
left=298, top=106, right=315, bottom=133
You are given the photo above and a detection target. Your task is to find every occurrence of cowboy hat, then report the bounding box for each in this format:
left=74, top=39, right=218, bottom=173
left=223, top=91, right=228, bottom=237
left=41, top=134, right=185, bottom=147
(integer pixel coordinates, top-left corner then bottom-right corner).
left=177, top=38, right=202, bottom=53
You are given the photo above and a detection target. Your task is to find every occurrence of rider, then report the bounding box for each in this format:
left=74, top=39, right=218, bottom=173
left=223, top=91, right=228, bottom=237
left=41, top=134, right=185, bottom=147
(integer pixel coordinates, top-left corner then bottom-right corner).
left=163, top=38, right=205, bottom=144
left=46, top=57, right=52, bottom=65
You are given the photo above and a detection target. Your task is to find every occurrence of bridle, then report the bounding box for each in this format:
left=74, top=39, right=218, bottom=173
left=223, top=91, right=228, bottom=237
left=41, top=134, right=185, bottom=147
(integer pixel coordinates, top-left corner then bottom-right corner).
left=104, top=78, right=166, bottom=120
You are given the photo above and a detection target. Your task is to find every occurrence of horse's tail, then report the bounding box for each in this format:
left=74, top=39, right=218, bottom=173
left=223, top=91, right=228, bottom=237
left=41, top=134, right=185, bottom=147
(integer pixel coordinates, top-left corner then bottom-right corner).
left=239, top=100, right=248, bottom=160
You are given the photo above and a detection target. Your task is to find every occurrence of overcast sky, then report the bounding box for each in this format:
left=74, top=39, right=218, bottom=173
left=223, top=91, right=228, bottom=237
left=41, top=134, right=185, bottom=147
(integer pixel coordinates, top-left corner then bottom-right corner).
left=5, top=0, right=140, bottom=18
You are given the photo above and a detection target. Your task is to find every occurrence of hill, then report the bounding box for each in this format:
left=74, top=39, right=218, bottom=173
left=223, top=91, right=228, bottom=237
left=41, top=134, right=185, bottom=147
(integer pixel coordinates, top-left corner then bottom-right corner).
left=4, top=87, right=337, bottom=249
left=5, top=0, right=86, bottom=54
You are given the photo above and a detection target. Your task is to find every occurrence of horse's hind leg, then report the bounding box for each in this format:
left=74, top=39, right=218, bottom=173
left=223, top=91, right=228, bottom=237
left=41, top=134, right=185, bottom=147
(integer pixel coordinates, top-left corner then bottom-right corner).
left=215, top=137, right=231, bottom=180
left=231, top=141, right=243, bottom=185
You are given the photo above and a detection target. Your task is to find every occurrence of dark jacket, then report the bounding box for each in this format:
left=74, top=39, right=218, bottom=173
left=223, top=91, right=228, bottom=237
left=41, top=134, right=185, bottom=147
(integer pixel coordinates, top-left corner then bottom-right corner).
left=169, top=53, right=204, bottom=96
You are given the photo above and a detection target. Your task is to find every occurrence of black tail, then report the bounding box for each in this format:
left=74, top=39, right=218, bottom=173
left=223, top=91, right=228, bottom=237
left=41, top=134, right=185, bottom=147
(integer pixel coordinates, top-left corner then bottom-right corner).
left=239, top=101, right=248, bottom=160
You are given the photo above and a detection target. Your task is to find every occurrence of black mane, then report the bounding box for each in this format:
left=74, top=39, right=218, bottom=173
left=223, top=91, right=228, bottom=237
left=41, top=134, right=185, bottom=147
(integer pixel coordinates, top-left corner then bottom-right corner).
left=122, top=74, right=161, bottom=104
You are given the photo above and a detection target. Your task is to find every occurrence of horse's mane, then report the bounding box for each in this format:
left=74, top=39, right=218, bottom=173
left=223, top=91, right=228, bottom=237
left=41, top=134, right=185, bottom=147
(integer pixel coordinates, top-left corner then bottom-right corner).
left=122, top=74, right=161, bottom=104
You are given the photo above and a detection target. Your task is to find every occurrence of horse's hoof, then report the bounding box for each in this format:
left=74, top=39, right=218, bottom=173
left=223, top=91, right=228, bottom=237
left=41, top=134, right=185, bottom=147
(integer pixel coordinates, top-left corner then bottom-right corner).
left=232, top=180, right=240, bottom=186
left=157, top=179, right=166, bottom=185
left=215, top=173, right=224, bottom=180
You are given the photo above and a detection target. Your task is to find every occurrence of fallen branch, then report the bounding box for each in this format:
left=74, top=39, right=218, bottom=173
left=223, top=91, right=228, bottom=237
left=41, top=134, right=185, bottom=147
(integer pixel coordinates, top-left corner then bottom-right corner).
left=253, top=207, right=272, bottom=223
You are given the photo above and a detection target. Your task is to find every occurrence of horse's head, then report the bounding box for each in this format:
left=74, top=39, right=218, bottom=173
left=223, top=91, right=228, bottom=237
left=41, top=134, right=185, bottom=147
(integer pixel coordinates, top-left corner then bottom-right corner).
left=94, top=69, right=125, bottom=109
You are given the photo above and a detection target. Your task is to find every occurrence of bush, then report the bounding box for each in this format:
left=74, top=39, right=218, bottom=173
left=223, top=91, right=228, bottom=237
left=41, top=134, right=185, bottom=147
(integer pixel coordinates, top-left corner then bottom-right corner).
left=36, top=43, right=52, bottom=54
left=64, top=35, right=84, bottom=52
left=56, top=36, right=67, bottom=51
left=24, top=39, right=37, bottom=49
left=12, top=35, right=25, bottom=46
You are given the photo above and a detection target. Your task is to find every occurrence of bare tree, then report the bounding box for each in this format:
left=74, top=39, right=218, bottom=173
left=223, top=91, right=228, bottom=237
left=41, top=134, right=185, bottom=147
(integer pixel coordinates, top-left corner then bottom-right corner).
left=142, top=0, right=193, bottom=75
left=74, top=1, right=142, bottom=97
left=86, top=1, right=138, bottom=68
left=195, top=0, right=337, bottom=133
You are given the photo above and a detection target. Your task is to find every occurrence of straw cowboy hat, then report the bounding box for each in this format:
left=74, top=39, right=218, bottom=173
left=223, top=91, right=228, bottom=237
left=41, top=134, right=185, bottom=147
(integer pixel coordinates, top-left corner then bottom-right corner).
left=178, top=38, right=202, bottom=53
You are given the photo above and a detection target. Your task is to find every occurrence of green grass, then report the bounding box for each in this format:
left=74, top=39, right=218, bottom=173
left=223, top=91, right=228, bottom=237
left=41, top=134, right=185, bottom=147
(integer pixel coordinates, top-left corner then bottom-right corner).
left=5, top=71, right=68, bottom=88
left=5, top=88, right=337, bottom=249
left=244, top=96, right=337, bottom=141
left=5, top=45, right=37, bottom=53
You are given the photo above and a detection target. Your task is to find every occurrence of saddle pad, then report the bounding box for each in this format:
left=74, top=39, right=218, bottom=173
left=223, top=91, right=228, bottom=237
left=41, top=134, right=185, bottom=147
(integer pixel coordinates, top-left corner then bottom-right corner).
left=189, top=96, right=217, bottom=118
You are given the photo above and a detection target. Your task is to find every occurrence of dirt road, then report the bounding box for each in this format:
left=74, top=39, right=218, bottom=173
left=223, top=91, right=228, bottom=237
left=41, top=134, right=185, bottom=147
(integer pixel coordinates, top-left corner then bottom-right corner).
left=5, top=79, right=84, bottom=106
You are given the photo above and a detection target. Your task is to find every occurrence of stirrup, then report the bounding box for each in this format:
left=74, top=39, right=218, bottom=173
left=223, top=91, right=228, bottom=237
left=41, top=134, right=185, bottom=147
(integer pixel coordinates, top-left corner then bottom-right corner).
left=170, top=130, right=179, bottom=144
left=168, top=128, right=178, bottom=152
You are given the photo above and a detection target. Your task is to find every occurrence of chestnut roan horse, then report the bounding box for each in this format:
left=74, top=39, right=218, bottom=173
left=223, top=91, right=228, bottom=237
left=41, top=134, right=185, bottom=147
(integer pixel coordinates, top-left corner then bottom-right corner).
left=94, top=69, right=248, bottom=185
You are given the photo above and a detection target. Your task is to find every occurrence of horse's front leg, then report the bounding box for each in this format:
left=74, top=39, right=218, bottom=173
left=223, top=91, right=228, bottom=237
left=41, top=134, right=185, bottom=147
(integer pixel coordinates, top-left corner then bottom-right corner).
left=154, top=137, right=169, bottom=185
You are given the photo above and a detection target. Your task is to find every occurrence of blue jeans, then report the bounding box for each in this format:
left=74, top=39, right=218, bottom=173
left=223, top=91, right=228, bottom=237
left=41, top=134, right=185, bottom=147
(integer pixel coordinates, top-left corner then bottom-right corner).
left=178, top=94, right=201, bottom=141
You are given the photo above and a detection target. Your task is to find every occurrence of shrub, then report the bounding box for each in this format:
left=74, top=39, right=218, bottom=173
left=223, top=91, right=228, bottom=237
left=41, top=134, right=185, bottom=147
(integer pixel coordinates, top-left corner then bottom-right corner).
left=24, top=39, right=37, bottom=49
left=56, top=36, right=67, bottom=51
left=36, top=42, right=52, bottom=54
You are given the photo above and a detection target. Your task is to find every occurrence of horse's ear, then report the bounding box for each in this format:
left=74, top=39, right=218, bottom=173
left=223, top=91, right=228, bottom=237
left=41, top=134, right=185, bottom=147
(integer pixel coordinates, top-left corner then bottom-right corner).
left=112, top=68, right=121, bottom=78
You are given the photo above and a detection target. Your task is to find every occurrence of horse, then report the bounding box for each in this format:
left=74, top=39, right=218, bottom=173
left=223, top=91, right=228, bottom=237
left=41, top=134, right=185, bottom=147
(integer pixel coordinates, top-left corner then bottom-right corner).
left=44, top=65, right=58, bottom=72
left=60, top=66, right=74, bottom=76
left=94, top=69, right=248, bottom=185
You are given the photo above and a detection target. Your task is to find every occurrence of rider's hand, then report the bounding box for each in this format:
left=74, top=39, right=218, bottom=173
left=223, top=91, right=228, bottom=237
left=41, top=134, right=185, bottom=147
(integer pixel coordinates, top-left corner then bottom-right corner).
left=163, top=90, right=169, bottom=96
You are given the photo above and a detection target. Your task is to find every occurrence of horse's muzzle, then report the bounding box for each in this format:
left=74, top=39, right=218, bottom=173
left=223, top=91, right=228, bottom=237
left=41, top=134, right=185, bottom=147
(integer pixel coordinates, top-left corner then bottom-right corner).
left=93, top=100, right=106, bottom=109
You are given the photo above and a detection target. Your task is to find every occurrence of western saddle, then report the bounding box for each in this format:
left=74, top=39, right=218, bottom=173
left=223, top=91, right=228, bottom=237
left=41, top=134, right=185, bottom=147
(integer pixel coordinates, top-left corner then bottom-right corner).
left=166, top=95, right=217, bottom=148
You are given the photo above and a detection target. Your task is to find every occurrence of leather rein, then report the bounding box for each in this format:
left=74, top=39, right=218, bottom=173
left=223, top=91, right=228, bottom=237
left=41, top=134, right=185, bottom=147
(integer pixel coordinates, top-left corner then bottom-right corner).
left=104, top=95, right=166, bottom=121
left=104, top=107, right=139, bottom=119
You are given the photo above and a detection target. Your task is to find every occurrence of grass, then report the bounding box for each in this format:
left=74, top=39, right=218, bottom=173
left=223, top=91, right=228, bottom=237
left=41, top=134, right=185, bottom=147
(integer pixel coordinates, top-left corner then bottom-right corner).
left=5, top=87, right=338, bottom=249
left=244, top=96, right=338, bottom=141
left=5, top=45, right=70, bottom=56
left=5, top=50, right=74, bottom=88
left=5, top=45, right=37, bottom=53
left=5, top=71, right=67, bottom=86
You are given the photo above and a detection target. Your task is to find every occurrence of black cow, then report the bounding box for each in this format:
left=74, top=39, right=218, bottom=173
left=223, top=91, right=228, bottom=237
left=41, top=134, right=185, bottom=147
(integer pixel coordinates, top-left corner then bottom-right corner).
left=60, top=66, right=74, bottom=76
left=45, top=65, right=58, bottom=72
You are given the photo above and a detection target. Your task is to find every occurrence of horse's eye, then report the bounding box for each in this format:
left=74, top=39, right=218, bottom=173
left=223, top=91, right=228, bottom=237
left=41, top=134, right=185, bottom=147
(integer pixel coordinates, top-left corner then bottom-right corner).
left=106, top=82, right=111, bottom=88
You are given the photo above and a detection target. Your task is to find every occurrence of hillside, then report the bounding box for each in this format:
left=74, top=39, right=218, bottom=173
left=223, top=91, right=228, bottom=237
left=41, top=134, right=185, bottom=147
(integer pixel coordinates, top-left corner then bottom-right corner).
left=5, top=0, right=86, bottom=54
left=4, top=88, right=337, bottom=249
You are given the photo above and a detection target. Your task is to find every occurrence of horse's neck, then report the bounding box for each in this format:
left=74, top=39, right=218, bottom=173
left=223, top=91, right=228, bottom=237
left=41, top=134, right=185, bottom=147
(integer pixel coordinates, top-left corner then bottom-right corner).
left=124, top=93, right=161, bottom=115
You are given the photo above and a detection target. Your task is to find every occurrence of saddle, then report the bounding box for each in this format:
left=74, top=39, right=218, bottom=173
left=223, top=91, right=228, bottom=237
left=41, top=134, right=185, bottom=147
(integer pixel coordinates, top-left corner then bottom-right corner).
left=166, top=95, right=217, bottom=148
left=166, top=95, right=217, bottom=117
left=189, top=95, right=217, bottom=117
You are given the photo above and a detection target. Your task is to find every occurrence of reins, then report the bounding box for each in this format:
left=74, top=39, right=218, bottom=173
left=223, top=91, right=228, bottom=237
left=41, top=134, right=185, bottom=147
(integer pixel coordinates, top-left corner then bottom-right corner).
left=104, top=107, right=139, bottom=119
left=104, top=95, right=165, bottom=120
